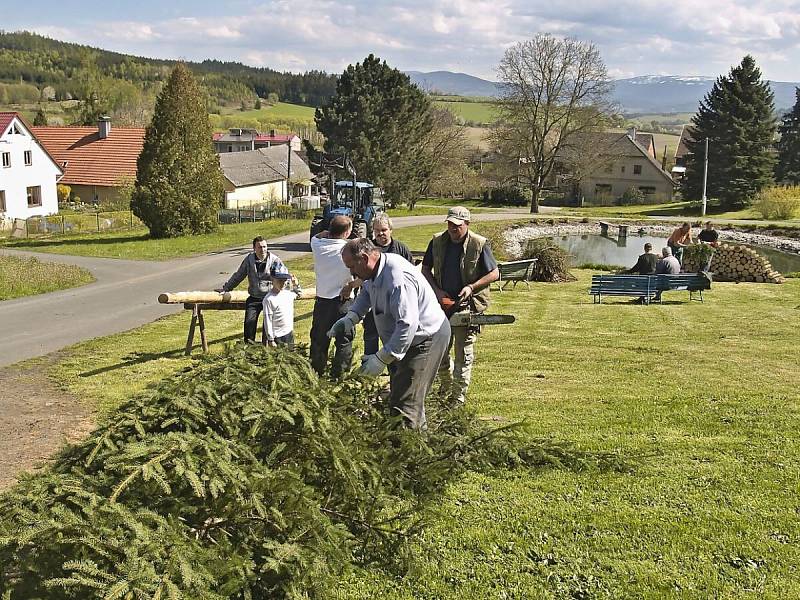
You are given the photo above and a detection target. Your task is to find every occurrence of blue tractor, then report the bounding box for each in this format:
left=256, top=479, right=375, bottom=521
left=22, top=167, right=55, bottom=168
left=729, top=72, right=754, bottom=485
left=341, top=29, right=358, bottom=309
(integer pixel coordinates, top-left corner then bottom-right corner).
left=309, top=180, right=382, bottom=241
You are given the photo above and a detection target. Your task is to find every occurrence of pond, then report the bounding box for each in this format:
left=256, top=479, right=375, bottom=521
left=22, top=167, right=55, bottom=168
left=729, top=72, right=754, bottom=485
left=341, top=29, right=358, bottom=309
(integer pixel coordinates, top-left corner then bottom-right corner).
left=546, top=234, right=800, bottom=274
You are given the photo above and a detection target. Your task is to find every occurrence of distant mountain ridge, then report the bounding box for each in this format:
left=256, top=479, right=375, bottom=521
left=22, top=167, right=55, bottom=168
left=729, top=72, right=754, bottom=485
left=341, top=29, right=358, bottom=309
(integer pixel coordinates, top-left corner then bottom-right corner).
left=406, top=71, right=800, bottom=114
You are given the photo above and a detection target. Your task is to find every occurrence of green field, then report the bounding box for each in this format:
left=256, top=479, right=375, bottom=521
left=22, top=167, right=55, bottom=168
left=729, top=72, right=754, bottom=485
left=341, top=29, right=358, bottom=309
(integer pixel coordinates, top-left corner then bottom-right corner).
left=0, top=254, right=94, bottom=300
left=435, top=100, right=498, bottom=124
left=220, top=101, right=317, bottom=123
left=33, top=217, right=800, bottom=596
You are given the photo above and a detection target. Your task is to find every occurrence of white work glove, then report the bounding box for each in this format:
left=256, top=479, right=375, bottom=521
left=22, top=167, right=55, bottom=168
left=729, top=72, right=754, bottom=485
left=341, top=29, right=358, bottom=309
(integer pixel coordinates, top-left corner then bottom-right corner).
left=359, top=349, right=394, bottom=377
left=326, top=311, right=360, bottom=338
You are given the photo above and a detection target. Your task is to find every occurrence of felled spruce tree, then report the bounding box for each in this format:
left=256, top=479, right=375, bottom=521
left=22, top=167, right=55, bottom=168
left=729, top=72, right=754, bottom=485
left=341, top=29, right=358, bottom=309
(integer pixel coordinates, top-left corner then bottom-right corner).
left=131, top=63, right=224, bottom=238
left=683, top=56, right=776, bottom=209
left=776, top=88, right=800, bottom=184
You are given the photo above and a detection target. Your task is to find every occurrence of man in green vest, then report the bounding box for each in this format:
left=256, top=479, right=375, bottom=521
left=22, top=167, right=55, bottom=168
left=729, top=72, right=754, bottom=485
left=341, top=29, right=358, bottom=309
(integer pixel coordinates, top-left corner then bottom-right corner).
left=421, top=206, right=499, bottom=405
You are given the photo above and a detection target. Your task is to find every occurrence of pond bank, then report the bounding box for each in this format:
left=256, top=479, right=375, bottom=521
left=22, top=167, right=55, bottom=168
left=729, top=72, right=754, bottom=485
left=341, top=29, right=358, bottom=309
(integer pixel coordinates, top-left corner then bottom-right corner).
left=502, top=221, right=800, bottom=259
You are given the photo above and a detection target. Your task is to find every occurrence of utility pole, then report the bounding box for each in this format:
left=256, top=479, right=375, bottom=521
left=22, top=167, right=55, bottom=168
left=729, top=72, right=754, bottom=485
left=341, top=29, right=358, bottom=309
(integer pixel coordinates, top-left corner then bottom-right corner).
left=286, top=143, right=292, bottom=205
left=701, top=137, right=709, bottom=216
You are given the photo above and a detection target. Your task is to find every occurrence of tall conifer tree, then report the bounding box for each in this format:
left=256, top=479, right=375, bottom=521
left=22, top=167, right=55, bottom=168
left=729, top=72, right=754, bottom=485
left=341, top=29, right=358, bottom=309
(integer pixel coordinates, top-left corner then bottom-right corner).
left=132, top=63, right=223, bottom=238
left=315, top=55, right=433, bottom=207
left=776, top=88, right=800, bottom=184
left=683, top=56, right=776, bottom=208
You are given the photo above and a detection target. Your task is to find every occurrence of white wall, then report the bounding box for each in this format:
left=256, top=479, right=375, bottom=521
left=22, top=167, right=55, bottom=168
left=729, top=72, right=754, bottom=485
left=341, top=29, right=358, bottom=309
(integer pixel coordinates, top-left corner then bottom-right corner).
left=0, top=118, right=61, bottom=221
left=223, top=180, right=286, bottom=209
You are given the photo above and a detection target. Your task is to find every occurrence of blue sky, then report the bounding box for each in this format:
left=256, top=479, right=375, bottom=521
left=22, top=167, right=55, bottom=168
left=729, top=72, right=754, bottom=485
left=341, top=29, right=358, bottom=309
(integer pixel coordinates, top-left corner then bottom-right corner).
left=7, top=0, right=800, bottom=81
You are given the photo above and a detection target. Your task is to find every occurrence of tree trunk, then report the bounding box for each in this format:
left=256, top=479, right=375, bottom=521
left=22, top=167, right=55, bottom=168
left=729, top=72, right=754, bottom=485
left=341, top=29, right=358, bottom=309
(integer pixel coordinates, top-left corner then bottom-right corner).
left=530, top=185, right=540, bottom=214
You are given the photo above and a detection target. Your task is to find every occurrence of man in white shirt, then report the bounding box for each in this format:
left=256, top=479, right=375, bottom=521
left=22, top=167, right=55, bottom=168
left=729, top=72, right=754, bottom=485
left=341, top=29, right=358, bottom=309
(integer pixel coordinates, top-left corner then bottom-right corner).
left=310, top=215, right=355, bottom=378
left=329, top=238, right=450, bottom=430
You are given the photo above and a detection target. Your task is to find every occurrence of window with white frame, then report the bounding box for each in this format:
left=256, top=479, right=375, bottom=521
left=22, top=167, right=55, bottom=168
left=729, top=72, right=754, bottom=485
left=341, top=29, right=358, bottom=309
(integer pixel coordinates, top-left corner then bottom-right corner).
left=26, top=185, right=42, bottom=207
left=24, top=150, right=32, bottom=166
left=1, top=152, right=9, bottom=168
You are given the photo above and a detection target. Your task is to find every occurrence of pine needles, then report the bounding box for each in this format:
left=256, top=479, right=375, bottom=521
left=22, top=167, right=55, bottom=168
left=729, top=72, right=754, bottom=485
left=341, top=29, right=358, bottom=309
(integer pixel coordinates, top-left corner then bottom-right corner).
left=0, top=345, right=627, bottom=599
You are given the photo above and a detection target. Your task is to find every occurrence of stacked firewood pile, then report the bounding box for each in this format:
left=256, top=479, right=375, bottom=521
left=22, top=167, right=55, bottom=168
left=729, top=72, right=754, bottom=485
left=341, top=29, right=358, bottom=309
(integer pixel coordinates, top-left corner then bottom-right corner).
left=684, top=244, right=785, bottom=283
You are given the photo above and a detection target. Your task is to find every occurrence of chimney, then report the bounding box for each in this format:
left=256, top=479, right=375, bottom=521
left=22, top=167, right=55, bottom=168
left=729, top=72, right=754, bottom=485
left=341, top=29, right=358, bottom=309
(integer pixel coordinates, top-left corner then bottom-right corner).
left=98, top=116, right=112, bottom=139
left=627, top=127, right=636, bottom=141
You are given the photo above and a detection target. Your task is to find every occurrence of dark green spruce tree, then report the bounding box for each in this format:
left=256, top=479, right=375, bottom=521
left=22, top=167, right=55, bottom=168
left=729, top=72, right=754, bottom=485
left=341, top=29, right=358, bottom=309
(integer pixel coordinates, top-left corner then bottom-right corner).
left=315, top=55, right=433, bottom=207
left=32, top=108, right=47, bottom=126
left=683, top=56, right=776, bottom=208
left=132, top=63, right=224, bottom=238
left=776, top=88, right=800, bottom=184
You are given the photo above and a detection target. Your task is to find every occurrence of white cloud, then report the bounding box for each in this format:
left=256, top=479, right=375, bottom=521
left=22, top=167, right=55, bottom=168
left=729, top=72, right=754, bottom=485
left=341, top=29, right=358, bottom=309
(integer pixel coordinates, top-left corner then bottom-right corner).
left=13, top=0, right=800, bottom=81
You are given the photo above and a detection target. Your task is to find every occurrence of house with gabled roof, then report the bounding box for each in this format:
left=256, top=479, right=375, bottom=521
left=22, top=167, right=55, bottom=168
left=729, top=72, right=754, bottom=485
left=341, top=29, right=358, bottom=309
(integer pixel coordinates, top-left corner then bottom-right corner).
left=219, top=146, right=314, bottom=209
left=32, top=117, right=145, bottom=206
left=555, top=130, right=675, bottom=204
left=213, top=128, right=301, bottom=154
left=0, top=112, right=63, bottom=222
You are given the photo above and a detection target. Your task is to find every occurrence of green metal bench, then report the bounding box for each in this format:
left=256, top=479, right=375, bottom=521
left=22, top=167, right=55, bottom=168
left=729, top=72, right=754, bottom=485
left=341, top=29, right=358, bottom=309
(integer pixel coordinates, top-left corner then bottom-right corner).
left=496, top=259, right=537, bottom=291
left=590, top=273, right=711, bottom=304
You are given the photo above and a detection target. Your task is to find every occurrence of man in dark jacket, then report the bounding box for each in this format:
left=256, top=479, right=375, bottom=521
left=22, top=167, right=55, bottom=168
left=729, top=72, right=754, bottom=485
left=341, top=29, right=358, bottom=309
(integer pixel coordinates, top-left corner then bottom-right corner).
left=624, top=243, right=658, bottom=275
left=217, top=236, right=285, bottom=343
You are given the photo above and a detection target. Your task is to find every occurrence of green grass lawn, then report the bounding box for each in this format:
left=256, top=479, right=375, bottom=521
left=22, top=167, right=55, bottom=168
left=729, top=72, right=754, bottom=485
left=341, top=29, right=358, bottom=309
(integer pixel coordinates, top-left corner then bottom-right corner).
left=0, top=219, right=308, bottom=261
left=0, top=254, right=94, bottom=300
left=42, top=218, right=800, bottom=596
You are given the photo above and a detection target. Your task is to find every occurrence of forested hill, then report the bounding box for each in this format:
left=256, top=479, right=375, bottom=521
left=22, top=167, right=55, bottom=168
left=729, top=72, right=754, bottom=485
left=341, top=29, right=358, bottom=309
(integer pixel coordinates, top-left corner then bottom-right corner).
left=0, top=31, right=337, bottom=108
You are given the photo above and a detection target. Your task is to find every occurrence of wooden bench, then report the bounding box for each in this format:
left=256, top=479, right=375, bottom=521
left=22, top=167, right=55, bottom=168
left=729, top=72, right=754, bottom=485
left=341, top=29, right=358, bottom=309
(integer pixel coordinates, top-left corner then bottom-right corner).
left=496, top=259, right=537, bottom=291
left=590, top=273, right=711, bottom=304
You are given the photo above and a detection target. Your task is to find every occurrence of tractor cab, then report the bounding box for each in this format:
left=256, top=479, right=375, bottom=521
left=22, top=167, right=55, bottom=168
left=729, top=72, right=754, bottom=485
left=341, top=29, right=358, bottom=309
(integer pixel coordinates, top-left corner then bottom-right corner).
left=311, top=180, right=382, bottom=241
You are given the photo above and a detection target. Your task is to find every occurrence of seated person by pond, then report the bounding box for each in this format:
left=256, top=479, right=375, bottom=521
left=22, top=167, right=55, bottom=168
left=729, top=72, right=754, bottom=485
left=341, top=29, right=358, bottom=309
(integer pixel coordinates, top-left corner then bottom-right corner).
left=656, top=246, right=681, bottom=275
left=624, top=243, right=658, bottom=275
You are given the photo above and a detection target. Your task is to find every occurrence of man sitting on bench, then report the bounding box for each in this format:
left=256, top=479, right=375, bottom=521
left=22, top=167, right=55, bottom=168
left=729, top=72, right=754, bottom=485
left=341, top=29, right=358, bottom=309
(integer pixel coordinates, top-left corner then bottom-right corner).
left=624, top=243, right=658, bottom=275
left=654, top=246, right=681, bottom=301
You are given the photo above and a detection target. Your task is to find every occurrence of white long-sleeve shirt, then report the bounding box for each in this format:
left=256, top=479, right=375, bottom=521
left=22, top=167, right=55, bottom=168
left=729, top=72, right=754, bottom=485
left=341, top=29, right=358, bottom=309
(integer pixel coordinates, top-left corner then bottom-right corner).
left=350, top=253, right=446, bottom=361
left=262, top=288, right=299, bottom=340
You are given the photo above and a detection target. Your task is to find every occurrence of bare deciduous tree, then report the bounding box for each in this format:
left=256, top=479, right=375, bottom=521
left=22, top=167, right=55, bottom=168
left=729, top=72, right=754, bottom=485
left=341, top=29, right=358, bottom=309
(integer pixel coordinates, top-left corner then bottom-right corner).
left=493, top=33, right=614, bottom=213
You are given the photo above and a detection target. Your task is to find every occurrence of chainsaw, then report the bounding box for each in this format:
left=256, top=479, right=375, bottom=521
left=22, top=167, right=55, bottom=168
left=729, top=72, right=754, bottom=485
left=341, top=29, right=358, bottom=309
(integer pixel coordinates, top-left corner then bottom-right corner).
left=448, top=311, right=515, bottom=327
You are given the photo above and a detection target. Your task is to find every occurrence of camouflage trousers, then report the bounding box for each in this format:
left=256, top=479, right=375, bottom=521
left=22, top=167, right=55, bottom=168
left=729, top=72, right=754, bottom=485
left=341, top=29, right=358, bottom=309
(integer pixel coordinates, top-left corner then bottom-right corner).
left=437, top=325, right=478, bottom=404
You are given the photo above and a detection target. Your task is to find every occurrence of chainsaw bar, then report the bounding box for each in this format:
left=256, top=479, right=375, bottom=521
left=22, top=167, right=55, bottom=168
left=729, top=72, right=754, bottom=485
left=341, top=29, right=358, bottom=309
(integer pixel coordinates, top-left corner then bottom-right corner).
left=448, top=313, right=516, bottom=327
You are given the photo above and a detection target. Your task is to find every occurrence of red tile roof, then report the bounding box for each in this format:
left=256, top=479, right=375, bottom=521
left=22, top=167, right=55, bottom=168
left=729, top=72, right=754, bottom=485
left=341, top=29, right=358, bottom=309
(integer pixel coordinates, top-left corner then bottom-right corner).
left=0, top=112, right=16, bottom=135
left=31, top=125, right=145, bottom=187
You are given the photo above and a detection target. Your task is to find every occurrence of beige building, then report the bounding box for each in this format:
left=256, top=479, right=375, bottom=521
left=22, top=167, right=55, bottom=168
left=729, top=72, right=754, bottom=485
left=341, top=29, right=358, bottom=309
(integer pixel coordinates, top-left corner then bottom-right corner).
left=557, top=131, right=675, bottom=205
left=219, top=146, right=315, bottom=209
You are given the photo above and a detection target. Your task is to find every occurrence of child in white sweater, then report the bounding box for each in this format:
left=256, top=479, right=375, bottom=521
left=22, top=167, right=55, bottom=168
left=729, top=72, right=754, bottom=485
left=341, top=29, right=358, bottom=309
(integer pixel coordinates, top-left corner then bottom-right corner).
left=262, top=264, right=302, bottom=350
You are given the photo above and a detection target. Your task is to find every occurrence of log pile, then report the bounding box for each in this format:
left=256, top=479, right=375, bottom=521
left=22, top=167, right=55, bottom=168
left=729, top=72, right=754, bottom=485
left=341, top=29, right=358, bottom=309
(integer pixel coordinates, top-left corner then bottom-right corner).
left=684, top=244, right=785, bottom=283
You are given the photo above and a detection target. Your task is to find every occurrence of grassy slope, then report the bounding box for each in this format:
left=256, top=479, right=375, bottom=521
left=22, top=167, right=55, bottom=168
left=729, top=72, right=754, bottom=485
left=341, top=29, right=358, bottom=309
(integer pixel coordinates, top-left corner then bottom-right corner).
left=0, top=220, right=308, bottom=261
left=434, top=100, right=497, bottom=124
left=219, top=101, right=317, bottom=123
left=0, top=254, right=94, bottom=300
left=46, top=219, right=800, bottom=597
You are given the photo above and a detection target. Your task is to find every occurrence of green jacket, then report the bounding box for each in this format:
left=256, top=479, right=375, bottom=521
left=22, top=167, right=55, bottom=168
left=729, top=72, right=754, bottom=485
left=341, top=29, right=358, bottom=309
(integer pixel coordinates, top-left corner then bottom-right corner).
left=430, top=230, right=491, bottom=313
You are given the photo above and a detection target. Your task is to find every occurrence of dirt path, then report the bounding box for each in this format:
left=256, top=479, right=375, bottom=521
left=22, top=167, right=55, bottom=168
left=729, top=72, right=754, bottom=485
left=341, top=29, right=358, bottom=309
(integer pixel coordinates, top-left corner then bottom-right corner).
left=0, top=354, right=93, bottom=492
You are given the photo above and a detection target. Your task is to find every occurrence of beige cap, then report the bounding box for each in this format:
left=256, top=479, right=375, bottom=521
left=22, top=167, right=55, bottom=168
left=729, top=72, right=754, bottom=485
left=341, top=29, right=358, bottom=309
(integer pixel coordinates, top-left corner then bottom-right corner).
left=445, top=206, right=471, bottom=224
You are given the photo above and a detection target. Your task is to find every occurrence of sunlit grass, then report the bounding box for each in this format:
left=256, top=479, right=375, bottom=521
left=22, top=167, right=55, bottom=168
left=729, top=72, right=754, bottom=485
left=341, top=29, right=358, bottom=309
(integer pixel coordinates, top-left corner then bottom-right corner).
left=0, top=254, right=94, bottom=300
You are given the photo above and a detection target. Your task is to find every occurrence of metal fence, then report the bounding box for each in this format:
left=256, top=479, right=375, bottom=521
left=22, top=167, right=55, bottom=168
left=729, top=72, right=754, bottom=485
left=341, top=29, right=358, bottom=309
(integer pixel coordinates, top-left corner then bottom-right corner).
left=10, top=207, right=314, bottom=238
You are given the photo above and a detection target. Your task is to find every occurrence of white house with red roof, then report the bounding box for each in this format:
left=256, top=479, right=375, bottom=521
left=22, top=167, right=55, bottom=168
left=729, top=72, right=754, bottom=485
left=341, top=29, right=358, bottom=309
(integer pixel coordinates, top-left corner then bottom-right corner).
left=212, top=128, right=301, bottom=154
left=0, top=112, right=63, bottom=222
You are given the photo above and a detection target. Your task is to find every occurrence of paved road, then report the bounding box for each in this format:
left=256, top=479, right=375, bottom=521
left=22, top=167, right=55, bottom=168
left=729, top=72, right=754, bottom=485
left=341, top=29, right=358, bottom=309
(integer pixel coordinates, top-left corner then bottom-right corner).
left=0, top=212, right=536, bottom=368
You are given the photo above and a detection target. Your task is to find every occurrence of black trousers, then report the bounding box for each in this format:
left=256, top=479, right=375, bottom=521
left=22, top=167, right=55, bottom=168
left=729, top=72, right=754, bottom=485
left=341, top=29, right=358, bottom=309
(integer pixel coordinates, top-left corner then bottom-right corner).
left=388, top=318, right=451, bottom=430
left=310, top=297, right=354, bottom=378
left=244, top=296, right=265, bottom=344
left=363, top=310, right=379, bottom=356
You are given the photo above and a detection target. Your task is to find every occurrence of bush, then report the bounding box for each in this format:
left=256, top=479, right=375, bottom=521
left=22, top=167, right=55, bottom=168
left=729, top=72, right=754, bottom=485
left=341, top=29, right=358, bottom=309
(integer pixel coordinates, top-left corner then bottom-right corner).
left=485, top=186, right=527, bottom=206
left=618, top=185, right=644, bottom=206
left=521, top=238, right=576, bottom=282
left=753, top=186, right=800, bottom=219
left=56, top=184, right=71, bottom=205
left=0, top=345, right=626, bottom=598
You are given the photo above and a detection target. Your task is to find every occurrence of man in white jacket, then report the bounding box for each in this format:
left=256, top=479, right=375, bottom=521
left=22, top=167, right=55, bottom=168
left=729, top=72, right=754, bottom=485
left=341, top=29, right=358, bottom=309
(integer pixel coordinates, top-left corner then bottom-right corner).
left=309, top=215, right=354, bottom=378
